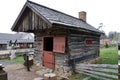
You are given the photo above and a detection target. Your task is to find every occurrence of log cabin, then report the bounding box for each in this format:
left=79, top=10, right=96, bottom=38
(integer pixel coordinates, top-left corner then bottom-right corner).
left=11, top=1, right=101, bottom=69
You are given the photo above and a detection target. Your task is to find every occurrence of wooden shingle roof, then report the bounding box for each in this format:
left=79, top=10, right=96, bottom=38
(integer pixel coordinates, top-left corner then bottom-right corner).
left=12, top=1, right=101, bottom=33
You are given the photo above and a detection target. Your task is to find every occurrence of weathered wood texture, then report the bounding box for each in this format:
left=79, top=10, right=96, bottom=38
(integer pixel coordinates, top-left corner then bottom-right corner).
left=14, top=8, right=101, bottom=67
left=16, top=9, right=50, bottom=32
left=0, top=44, right=7, bottom=50
left=75, top=64, right=118, bottom=80
left=33, top=27, right=68, bottom=65
left=67, top=30, right=100, bottom=63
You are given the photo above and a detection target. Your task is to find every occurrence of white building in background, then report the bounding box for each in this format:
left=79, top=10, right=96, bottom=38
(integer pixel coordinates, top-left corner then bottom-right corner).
left=0, top=32, right=34, bottom=50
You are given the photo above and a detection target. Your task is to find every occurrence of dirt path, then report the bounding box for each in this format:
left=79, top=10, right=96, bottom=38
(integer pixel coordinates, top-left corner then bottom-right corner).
left=4, top=64, right=41, bottom=80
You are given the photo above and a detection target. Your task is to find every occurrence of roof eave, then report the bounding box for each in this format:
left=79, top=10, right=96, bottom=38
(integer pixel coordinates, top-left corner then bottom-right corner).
left=52, top=22, right=101, bottom=35
left=11, top=1, right=52, bottom=31
left=11, top=2, right=28, bottom=31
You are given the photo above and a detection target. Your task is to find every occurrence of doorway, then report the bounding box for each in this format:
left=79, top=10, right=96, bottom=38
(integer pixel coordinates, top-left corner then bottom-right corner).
left=42, top=37, right=55, bottom=69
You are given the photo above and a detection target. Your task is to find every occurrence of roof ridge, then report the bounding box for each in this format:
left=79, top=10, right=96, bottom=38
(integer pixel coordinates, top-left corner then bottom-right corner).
left=27, top=1, right=100, bottom=32
left=12, top=0, right=101, bottom=33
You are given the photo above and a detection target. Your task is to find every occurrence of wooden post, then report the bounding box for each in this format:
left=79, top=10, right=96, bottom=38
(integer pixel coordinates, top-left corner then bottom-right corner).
left=26, top=54, right=30, bottom=71
left=23, top=53, right=30, bottom=71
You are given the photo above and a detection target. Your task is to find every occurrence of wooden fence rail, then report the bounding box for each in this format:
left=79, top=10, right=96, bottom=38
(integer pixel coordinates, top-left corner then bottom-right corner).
left=75, top=64, right=118, bottom=80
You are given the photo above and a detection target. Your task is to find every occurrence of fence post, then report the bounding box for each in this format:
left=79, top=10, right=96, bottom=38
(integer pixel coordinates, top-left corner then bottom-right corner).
left=26, top=54, right=30, bottom=71
left=23, top=53, right=30, bottom=71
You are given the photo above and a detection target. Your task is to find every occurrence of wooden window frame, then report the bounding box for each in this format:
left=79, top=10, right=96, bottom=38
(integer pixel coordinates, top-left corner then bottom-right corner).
left=85, top=38, right=93, bottom=46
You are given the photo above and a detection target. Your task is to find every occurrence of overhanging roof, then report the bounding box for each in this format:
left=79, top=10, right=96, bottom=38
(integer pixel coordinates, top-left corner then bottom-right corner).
left=12, top=1, right=101, bottom=33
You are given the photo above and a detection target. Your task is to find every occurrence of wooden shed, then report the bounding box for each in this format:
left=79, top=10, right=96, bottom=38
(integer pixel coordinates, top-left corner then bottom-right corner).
left=11, top=1, right=101, bottom=69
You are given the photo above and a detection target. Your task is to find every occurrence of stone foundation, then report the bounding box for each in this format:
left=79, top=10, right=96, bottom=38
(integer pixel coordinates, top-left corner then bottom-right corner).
left=34, top=64, right=71, bottom=80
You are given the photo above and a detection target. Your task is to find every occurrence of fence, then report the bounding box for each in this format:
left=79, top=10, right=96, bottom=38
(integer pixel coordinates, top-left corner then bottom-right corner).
left=0, top=48, right=34, bottom=59
left=75, top=64, right=118, bottom=80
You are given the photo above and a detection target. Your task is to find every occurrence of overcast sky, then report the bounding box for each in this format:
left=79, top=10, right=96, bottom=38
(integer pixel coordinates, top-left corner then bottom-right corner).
left=0, top=0, right=120, bottom=35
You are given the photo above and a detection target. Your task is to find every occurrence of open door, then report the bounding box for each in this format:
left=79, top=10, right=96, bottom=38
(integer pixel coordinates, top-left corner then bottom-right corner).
left=42, top=37, right=66, bottom=69
left=42, top=37, right=55, bottom=69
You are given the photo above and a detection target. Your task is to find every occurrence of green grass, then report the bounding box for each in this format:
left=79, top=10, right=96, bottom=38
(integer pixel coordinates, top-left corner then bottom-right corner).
left=68, top=47, right=118, bottom=80
left=0, top=56, right=24, bottom=63
left=68, top=72, right=87, bottom=80
left=96, top=47, right=118, bottom=64
left=68, top=72, right=101, bottom=80
left=10, top=56, right=24, bottom=63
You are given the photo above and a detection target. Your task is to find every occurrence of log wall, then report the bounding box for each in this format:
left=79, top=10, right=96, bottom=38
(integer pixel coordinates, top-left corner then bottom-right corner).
left=33, top=27, right=69, bottom=66
left=68, top=30, right=100, bottom=63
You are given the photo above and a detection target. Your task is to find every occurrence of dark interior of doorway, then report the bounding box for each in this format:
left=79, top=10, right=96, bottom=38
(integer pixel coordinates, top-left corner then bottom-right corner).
left=43, top=37, right=53, bottom=51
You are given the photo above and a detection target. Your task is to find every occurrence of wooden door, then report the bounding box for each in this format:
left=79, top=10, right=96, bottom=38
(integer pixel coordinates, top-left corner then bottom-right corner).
left=53, top=37, right=66, bottom=53
left=42, top=51, right=55, bottom=69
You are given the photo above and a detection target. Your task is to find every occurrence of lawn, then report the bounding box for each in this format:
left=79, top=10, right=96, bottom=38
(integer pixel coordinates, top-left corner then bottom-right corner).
left=9, top=56, right=24, bottom=63
left=96, top=47, right=118, bottom=64
left=0, top=56, right=24, bottom=63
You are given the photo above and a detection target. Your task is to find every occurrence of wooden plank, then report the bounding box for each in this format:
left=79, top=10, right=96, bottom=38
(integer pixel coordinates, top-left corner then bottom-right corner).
left=76, top=70, right=112, bottom=80
left=77, top=69, right=118, bottom=79
left=68, top=41, right=83, bottom=46
left=68, top=44, right=83, bottom=49
left=70, top=34, right=100, bottom=38
left=75, top=64, right=118, bottom=79
left=77, top=67, right=118, bottom=74
left=76, top=64, right=118, bottom=69
left=53, top=37, right=66, bottom=53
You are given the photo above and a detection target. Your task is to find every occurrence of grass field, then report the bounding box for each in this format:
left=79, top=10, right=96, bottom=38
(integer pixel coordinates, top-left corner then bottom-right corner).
left=96, top=47, right=118, bottom=64
left=68, top=47, right=118, bottom=80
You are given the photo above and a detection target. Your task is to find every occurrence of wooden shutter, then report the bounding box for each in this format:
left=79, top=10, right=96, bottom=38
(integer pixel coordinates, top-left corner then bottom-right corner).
left=53, top=37, right=66, bottom=53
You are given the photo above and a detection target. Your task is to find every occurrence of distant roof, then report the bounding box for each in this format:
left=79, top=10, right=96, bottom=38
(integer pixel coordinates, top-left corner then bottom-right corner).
left=12, top=1, right=101, bottom=33
left=0, top=40, right=8, bottom=44
left=0, top=33, right=23, bottom=40
left=16, top=39, right=34, bottom=43
left=0, top=33, right=34, bottom=44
